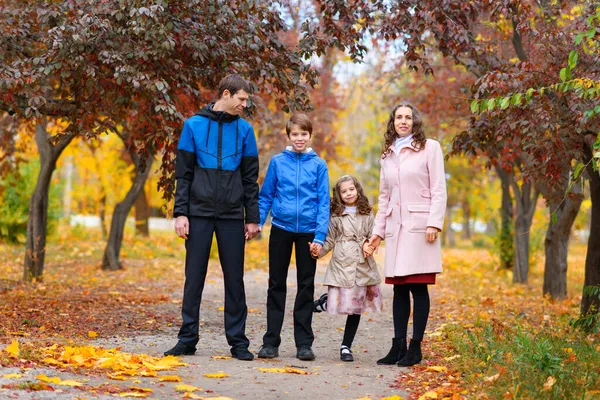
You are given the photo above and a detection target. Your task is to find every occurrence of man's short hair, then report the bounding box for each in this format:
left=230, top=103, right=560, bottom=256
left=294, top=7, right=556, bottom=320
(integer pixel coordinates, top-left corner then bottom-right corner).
left=218, top=74, right=251, bottom=98
left=285, top=113, right=313, bottom=136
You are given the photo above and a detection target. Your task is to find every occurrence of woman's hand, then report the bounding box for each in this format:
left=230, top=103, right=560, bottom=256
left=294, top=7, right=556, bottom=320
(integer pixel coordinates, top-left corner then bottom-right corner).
left=362, top=241, right=375, bottom=258
left=367, top=235, right=382, bottom=253
left=426, top=227, right=440, bottom=243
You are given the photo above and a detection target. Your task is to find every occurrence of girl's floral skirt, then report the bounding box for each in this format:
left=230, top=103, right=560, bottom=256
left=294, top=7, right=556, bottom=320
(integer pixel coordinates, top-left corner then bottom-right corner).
left=327, top=284, right=383, bottom=315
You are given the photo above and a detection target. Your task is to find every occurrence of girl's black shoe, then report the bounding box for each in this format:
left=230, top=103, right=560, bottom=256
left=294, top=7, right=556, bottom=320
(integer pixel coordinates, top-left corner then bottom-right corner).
left=397, top=339, right=422, bottom=366
left=313, top=293, right=328, bottom=313
left=340, top=345, right=354, bottom=362
left=376, top=337, right=406, bottom=365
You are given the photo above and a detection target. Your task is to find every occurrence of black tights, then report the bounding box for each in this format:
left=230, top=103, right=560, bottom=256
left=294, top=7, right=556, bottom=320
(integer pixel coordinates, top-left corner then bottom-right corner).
left=341, top=314, right=361, bottom=347
left=393, top=284, right=430, bottom=341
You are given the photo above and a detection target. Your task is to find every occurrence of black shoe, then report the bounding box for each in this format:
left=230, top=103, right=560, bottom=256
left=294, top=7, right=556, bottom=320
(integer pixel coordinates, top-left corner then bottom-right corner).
left=397, top=339, right=422, bottom=366
left=257, top=345, right=279, bottom=359
left=231, top=347, right=254, bottom=361
left=376, top=337, right=406, bottom=365
left=313, top=293, right=328, bottom=313
left=164, top=341, right=196, bottom=356
left=296, top=346, right=316, bottom=361
left=340, top=345, right=353, bottom=362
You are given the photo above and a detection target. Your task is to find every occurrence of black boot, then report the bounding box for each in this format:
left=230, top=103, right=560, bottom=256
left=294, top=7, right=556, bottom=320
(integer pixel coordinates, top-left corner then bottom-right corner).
left=376, top=337, right=406, bottom=365
left=397, top=339, right=422, bottom=366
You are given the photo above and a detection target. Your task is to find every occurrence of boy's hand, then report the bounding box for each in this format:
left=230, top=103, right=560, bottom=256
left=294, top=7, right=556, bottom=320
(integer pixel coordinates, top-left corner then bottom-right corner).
left=308, top=242, right=322, bottom=258
left=245, top=223, right=261, bottom=241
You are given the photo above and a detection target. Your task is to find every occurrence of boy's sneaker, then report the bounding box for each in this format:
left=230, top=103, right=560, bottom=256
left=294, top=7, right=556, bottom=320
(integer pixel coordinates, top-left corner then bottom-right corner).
left=340, top=345, right=353, bottom=362
left=296, top=346, right=316, bottom=361
left=257, top=345, right=279, bottom=359
left=313, top=293, right=328, bottom=313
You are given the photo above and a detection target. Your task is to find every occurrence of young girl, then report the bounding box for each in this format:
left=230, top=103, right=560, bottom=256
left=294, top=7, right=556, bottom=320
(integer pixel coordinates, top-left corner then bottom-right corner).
left=312, top=175, right=383, bottom=362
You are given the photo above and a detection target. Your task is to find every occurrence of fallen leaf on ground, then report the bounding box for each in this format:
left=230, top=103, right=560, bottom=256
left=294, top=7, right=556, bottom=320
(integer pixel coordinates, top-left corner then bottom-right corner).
left=116, top=392, right=150, bottom=398
left=175, top=384, right=202, bottom=392
left=211, top=355, right=232, bottom=360
left=203, top=372, right=230, bottom=378
left=426, top=366, right=448, bottom=372
left=2, top=373, right=23, bottom=378
left=88, top=331, right=98, bottom=338
left=159, top=375, right=181, bottom=382
left=36, top=374, right=83, bottom=387
left=418, top=391, right=438, bottom=400
left=542, top=376, right=556, bottom=391
left=3, top=339, right=19, bottom=358
left=485, top=373, right=500, bottom=383
left=182, top=394, right=203, bottom=399
left=381, top=396, right=404, bottom=400
left=258, top=367, right=311, bottom=375
left=129, top=386, right=153, bottom=393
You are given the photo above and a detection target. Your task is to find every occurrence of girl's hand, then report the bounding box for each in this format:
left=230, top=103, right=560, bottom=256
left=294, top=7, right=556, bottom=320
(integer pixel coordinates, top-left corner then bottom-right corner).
left=308, top=242, right=322, bottom=258
left=362, top=241, right=375, bottom=258
left=426, top=227, right=440, bottom=243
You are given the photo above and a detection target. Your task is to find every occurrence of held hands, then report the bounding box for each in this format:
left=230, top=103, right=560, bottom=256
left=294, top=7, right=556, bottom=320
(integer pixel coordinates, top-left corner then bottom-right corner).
left=245, top=223, right=261, bottom=241
left=175, top=216, right=189, bottom=239
left=308, top=242, right=322, bottom=259
left=366, top=235, right=382, bottom=258
left=426, top=226, right=440, bottom=243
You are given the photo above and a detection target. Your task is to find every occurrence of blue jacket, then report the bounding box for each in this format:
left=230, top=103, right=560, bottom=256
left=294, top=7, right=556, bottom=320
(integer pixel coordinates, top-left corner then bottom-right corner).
left=174, top=104, right=259, bottom=222
left=259, top=147, right=330, bottom=245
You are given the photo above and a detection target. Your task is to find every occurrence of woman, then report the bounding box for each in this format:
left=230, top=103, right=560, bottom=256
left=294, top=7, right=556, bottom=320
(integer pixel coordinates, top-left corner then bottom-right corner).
left=368, top=102, right=447, bottom=366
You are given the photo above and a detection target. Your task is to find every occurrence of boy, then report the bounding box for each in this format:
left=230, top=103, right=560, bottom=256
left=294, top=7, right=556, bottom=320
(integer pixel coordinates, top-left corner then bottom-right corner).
left=257, top=113, right=330, bottom=361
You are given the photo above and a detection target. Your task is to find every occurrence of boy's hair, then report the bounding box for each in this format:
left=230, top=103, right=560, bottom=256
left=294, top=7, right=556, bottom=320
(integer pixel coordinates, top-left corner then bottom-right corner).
left=331, top=175, right=372, bottom=216
left=217, top=74, right=252, bottom=98
left=285, top=113, right=313, bottom=137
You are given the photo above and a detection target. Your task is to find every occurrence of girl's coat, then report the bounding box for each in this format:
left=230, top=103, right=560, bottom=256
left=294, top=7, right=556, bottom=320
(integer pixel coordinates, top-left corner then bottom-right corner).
left=321, top=212, right=381, bottom=288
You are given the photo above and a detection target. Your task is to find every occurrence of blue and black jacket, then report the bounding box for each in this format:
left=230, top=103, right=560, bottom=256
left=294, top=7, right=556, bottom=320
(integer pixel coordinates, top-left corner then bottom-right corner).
left=174, top=104, right=259, bottom=222
left=258, top=147, right=330, bottom=245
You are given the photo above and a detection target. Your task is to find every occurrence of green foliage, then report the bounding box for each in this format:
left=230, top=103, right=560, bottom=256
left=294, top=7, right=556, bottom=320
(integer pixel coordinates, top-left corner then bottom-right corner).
left=446, top=320, right=600, bottom=399
left=0, top=160, right=62, bottom=243
left=570, top=285, right=600, bottom=333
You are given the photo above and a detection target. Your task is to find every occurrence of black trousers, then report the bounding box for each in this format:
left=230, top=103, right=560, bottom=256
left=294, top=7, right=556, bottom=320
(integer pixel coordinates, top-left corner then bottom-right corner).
left=393, top=283, right=430, bottom=341
left=263, top=226, right=317, bottom=348
left=177, top=217, right=249, bottom=350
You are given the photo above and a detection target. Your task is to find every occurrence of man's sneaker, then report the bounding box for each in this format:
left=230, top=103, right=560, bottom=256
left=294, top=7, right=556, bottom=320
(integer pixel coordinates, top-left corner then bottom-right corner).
left=257, top=345, right=279, bottom=359
left=296, top=346, right=316, bottom=361
left=164, top=341, right=196, bottom=356
left=313, top=293, right=328, bottom=313
left=340, top=345, right=354, bottom=362
left=231, top=347, right=254, bottom=361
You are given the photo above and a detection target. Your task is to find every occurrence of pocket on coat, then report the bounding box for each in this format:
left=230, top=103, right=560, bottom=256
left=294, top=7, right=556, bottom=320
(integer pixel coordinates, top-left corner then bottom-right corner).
left=384, top=207, right=396, bottom=238
left=420, top=188, right=432, bottom=198
left=407, top=203, right=430, bottom=233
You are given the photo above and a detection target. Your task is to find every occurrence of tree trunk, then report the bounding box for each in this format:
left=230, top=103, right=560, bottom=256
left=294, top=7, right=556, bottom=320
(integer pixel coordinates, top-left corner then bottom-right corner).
left=462, top=200, right=471, bottom=239
left=102, top=148, right=153, bottom=271
left=134, top=188, right=150, bottom=237
left=62, top=155, right=73, bottom=221
left=496, top=166, right=514, bottom=269
left=511, top=179, right=539, bottom=284
left=541, top=175, right=583, bottom=299
left=447, top=206, right=456, bottom=247
left=24, top=118, right=76, bottom=281
left=582, top=134, right=600, bottom=315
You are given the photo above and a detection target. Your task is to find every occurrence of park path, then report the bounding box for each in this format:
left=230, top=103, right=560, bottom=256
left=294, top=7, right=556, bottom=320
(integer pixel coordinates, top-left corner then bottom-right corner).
left=1, top=257, right=422, bottom=399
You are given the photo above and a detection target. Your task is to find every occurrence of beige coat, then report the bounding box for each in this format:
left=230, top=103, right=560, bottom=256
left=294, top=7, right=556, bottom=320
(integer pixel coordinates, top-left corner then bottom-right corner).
left=372, top=139, right=447, bottom=278
left=320, top=211, right=382, bottom=288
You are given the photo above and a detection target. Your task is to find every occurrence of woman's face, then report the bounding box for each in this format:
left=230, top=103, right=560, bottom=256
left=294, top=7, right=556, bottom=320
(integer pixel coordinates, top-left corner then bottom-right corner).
left=394, top=106, right=413, bottom=137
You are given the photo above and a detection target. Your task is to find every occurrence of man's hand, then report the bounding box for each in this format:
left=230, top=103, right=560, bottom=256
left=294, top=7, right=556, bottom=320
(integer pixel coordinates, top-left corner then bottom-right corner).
left=175, top=216, right=189, bottom=239
left=245, top=223, right=261, bottom=241
left=308, top=242, right=322, bottom=258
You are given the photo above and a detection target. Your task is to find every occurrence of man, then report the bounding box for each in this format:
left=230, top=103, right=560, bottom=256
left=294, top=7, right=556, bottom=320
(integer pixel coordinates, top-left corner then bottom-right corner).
left=164, top=74, right=260, bottom=360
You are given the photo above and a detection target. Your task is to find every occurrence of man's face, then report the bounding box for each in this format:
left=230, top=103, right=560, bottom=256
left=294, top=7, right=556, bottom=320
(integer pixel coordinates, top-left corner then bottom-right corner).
left=288, top=125, right=311, bottom=152
left=223, top=89, right=249, bottom=115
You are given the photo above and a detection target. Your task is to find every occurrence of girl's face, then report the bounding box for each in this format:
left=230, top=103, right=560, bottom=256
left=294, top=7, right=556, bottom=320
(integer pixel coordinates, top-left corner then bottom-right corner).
left=288, top=124, right=312, bottom=152
left=394, top=106, right=413, bottom=137
left=339, top=180, right=358, bottom=206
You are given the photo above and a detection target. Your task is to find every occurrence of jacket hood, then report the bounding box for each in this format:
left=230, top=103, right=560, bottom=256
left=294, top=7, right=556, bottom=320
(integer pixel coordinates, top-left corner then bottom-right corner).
left=283, top=147, right=317, bottom=160
left=195, top=103, right=240, bottom=123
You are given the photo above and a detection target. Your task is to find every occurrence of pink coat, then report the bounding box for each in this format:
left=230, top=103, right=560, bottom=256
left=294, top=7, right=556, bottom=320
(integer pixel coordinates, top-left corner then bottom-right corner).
left=372, top=139, right=447, bottom=278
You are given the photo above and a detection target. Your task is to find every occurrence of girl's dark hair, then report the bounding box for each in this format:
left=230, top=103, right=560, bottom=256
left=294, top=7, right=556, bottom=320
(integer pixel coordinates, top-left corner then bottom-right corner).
left=330, top=175, right=372, bottom=216
left=382, top=102, right=426, bottom=159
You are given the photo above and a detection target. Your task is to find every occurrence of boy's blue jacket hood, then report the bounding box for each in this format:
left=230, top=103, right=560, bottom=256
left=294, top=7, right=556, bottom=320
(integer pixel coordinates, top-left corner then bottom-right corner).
left=258, top=148, right=330, bottom=244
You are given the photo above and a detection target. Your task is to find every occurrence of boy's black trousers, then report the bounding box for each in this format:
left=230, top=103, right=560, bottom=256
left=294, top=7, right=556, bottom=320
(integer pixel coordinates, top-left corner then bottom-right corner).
left=263, top=225, right=317, bottom=348
left=177, top=217, right=250, bottom=350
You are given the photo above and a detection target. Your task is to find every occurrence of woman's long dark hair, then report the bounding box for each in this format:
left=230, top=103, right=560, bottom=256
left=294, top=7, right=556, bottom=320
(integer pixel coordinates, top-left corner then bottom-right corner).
left=330, top=175, right=372, bottom=216
left=382, top=102, right=426, bottom=159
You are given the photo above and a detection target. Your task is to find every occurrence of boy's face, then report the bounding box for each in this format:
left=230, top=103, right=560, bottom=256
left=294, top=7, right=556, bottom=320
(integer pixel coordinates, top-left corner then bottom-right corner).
left=339, top=180, right=358, bottom=206
left=288, top=125, right=311, bottom=152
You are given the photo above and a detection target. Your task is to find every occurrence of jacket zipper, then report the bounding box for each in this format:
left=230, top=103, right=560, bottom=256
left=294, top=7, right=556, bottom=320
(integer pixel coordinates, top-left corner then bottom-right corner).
left=296, top=153, right=300, bottom=232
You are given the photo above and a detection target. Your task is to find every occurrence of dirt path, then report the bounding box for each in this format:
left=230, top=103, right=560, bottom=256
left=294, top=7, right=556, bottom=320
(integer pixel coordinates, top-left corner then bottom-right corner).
left=1, top=259, right=420, bottom=399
